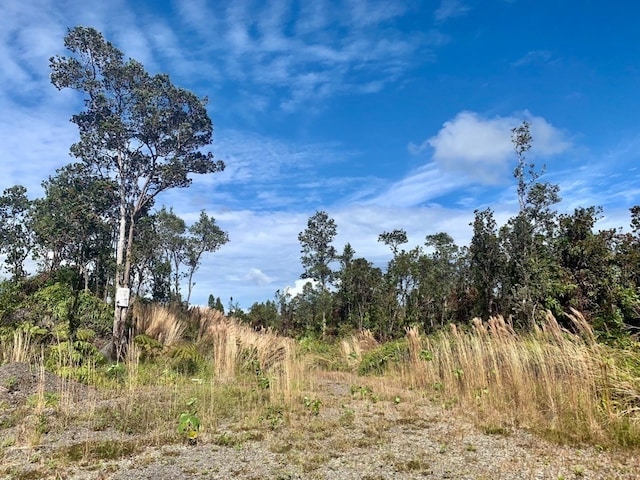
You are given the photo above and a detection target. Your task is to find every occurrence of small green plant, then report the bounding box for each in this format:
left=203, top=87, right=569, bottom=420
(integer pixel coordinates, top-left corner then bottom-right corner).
left=262, top=405, right=285, bottom=430
left=27, top=392, right=59, bottom=408
left=358, top=339, right=409, bottom=375
left=481, top=424, right=510, bottom=436
left=303, top=396, right=322, bottom=416
left=350, top=385, right=379, bottom=402
left=258, top=374, right=271, bottom=390
left=214, top=432, right=237, bottom=447
left=168, top=343, right=204, bottom=375
left=133, top=334, right=163, bottom=360
left=339, top=406, right=355, bottom=427
left=419, top=349, right=433, bottom=361
left=105, top=363, right=126, bottom=382
left=3, top=375, right=18, bottom=392
left=178, top=398, right=201, bottom=444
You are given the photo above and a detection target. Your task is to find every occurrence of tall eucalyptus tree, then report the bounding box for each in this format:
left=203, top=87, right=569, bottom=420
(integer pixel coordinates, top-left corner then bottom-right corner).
left=50, top=27, right=224, bottom=358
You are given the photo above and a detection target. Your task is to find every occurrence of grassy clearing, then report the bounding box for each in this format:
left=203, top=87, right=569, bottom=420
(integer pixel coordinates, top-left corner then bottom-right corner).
left=0, top=305, right=638, bottom=478
left=0, top=304, right=308, bottom=476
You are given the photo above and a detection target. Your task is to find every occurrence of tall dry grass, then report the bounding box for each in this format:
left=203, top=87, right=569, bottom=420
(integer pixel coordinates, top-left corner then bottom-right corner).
left=195, top=307, right=305, bottom=406
left=340, top=329, right=379, bottom=364
left=0, top=324, right=46, bottom=364
left=132, top=302, right=185, bottom=346
left=401, top=310, right=640, bottom=447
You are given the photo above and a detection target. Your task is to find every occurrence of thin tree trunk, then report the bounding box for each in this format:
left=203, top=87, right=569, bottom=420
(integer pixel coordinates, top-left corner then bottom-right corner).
left=112, top=165, right=129, bottom=360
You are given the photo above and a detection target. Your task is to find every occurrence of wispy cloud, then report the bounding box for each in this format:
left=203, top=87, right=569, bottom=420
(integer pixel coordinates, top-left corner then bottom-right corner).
left=181, top=129, right=362, bottom=211
left=171, top=0, right=428, bottom=113
left=434, top=0, right=470, bottom=23
left=0, top=106, right=78, bottom=196
left=0, top=0, right=435, bottom=119
left=364, top=164, right=465, bottom=208
left=512, top=50, right=557, bottom=67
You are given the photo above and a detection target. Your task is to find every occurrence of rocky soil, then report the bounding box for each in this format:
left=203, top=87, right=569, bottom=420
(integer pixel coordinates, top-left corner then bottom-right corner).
left=1, top=364, right=638, bottom=479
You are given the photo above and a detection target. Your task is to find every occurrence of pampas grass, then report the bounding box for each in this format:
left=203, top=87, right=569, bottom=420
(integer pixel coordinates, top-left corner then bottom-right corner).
left=400, top=310, right=640, bottom=447
left=196, top=307, right=304, bottom=405
left=132, top=302, right=185, bottom=347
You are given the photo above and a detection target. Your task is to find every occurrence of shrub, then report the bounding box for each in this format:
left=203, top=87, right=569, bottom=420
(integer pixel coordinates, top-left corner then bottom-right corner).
left=133, top=334, right=164, bottom=361
left=358, top=339, right=409, bottom=375
left=168, top=342, right=205, bottom=375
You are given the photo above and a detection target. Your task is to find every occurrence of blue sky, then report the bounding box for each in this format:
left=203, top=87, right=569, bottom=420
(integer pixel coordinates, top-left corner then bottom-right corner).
left=1, top=0, right=639, bottom=308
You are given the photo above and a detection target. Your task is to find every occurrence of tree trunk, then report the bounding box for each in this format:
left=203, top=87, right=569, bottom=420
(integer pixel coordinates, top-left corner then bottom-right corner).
left=186, top=271, right=194, bottom=305
left=112, top=170, right=128, bottom=360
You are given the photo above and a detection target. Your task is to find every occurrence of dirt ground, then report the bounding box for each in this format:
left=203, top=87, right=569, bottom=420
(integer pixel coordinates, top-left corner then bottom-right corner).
left=1, top=364, right=638, bottom=479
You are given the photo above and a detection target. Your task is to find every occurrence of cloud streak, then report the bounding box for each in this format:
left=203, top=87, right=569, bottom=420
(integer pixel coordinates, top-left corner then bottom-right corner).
left=434, top=0, right=470, bottom=23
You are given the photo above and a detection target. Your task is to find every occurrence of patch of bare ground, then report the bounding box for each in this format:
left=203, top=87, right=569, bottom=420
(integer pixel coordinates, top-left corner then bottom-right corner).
left=0, top=362, right=93, bottom=407
left=1, top=368, right=638, bottom=479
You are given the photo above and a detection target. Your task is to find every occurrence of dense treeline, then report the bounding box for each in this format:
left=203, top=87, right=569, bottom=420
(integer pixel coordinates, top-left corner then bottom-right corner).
left=0, top=27, right=638, bottom=348
left=240, top=124, right=640, bottom=342
left=0, top=184, right=227, bottom=321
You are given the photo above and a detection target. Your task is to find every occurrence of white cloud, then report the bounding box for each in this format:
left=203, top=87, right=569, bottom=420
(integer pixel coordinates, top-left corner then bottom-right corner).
left=0, top=107, right=78, bottom=196
left=434, top=0, right=470, bottom=23
left=171, top=0, right=428, bottom=113
left=284, top=279, right=317, bottom=297
left=365, top=163, right=465, bottom=207
left=526, top=115, right=572, bottom=156
left=247, top=268, right=274, bottom=286
left=413, top=111, right=571, bottom=185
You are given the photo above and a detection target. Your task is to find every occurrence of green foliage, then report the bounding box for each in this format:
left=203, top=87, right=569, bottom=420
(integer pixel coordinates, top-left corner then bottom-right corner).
left=27, top=392, right=59, bottom=408
left=302, top=396, right=322, bottom=416
left=184, top=210, right=229, bottom=304
left=168, top=342, right=204, bottom=375
left=32, top=163, right=115, bottom=294
left=29, top=282, right=73, bottom=324
left=298, top=335, right=333, bottom=355
left=62, top=440, right=141, bottom=462
left=0, top=280, right=28, bottom=324
left=358, top=339, right=409, bottom=375
left=297, top=335, right=344, bottom=370
left=208, top=294, right=225, bottom=313
left=133, top=334, right=164, bottom=361
left=350, top=384, right=379, bottom=402
left=419, top=349, right=433, bottom=361
left=0, top=185, right=33, bottom=280
left=246, top=300, right=279, bottom=330
left=17, top=283, right=112, bottom=337
left=298, top=211, right=337, bottom=290
left=74, top=292, right=113, bottom=337
left=41, top=322, right=104, bottom=383
left=239, top=348, right=271, bottom=389
left=105, top=363, right=126, bottom=383
left=51, top=26, right=226, bottom=358
left=177, top=398, right=201, bottom=443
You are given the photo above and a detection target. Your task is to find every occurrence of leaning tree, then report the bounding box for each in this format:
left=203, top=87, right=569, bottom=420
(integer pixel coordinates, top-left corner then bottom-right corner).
left=50, top=27, right=224, bottom=359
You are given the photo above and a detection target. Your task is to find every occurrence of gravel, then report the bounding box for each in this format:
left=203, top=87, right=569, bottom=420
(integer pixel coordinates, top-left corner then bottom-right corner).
left=1, top=365, right=638, bottom=479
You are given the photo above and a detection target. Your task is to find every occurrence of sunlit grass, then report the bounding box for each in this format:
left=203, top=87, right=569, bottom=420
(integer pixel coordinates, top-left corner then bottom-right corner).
left=397, top=310, right=640, bottom=447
